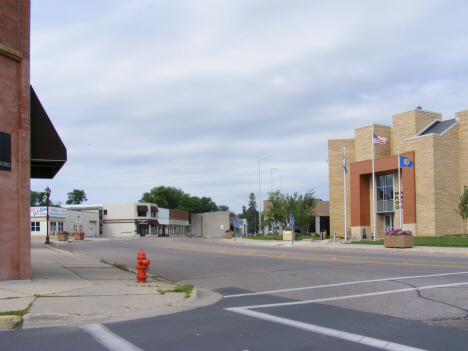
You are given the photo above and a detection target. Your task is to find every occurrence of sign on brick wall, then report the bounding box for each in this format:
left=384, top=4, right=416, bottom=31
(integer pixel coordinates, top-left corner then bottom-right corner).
left=0, top=131, right=11, bottom=172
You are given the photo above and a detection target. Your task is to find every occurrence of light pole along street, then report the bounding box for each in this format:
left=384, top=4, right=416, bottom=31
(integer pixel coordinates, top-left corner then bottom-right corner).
left=45, top=186, right=51, bottom=244
left=258, top=157, right=266, bottom=235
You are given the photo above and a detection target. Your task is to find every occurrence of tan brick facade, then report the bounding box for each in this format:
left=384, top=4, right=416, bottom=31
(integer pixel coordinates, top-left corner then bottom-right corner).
left=0, top=0, right=31, bottom=280
left=329, top=108, right=468, bottom=238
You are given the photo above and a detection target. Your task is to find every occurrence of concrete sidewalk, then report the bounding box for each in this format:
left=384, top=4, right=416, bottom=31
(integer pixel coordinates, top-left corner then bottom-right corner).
left=220, top=237, right=468, bottom=255
left=0, top=240, right=222, bottom=330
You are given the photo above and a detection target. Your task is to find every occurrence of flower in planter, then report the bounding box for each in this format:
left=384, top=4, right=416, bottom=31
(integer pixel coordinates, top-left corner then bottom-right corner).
left=71, top=231, right=85, bottom=236
left=58, top=231, right=69, bottom=235
left=385, top=229, right=412, bottom=235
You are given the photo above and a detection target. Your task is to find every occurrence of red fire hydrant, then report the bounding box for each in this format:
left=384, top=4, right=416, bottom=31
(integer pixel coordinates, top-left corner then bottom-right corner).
left=136, top=249, right=150, bottom=283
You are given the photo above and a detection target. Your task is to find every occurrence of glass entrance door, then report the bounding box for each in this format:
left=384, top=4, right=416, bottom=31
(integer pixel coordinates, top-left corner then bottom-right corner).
left=383, top=214, right=394, bottom=234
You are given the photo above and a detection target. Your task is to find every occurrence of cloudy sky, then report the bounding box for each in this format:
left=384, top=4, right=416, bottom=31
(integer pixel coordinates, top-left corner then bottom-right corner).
left=30, top=0, right=468, bottom=212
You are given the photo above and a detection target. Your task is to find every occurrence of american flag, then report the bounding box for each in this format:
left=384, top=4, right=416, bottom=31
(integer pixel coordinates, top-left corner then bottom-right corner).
left=373, top=133, right=387, bottom=145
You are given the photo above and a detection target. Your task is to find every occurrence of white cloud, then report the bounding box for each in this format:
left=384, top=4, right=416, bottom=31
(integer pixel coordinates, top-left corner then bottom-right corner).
left=30, top=0, right=468, bottom=212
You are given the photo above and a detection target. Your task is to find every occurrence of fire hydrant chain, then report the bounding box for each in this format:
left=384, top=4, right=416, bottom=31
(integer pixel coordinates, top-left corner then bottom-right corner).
left=136, top=249, right=150, bottom=283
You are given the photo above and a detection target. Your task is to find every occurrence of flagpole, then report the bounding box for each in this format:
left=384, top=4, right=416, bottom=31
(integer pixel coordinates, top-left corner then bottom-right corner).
left=344, top=145, right=347, bottom=243
left=372, top=126, right=376, bottom=241
left=398, top=148, right=402, bottom=229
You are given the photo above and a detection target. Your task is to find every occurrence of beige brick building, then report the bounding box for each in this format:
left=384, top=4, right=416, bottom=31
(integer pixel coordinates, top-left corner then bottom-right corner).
left=329, top=108, right=468, bottom=238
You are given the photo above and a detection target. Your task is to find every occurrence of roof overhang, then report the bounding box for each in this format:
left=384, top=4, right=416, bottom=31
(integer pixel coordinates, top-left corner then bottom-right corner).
left=30, top=86, right=67, bottom=179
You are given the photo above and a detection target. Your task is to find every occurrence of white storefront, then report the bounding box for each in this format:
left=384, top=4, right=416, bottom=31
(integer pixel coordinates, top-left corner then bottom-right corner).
left=30, top=207, right=67, bottom=236
left=30, top=207, right=99, bottom=237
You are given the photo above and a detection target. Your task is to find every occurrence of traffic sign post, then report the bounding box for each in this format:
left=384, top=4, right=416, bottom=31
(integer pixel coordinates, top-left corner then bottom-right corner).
left=233, top=220, right=237, bottom=242
left=291, top=217, right=294, bottom=245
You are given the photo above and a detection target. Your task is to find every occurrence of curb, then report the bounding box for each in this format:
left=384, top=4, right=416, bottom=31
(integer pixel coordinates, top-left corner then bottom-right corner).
left=0, top=315, right=22, bottom=330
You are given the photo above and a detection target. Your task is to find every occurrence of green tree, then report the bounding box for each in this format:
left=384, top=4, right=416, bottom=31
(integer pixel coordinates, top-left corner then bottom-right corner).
left=456, top=185, right=468, bottom=237
left=139, top=186, right=219, bottom=214
left=263, top=190, right=287, bottom=233
left=263, top=189, right=317, bottom=235
left=218, top=205, right=229, bottom=211
left=30, top=190, right=47, bottom=206
left=246, top=193, right=258, bottom=235
left=140, top=186, right=188, bottom=209
left=66, top=189, right=87, bottom=205
left=286, top=189, right=317, bottom=234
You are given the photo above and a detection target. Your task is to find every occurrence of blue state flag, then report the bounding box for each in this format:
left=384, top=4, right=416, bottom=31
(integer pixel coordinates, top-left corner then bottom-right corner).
left=343, top=154, right=347, bottom=174
left=399, top=156, right=414, bottom=167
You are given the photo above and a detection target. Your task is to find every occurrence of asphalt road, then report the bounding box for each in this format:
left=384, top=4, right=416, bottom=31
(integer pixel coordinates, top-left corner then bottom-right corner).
left=2, top=237, right=468, bottom=350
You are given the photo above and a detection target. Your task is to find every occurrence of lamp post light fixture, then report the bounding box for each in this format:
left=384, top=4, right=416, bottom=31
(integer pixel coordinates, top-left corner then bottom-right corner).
left=45, top=186, right=51, bottom=244
left=259, top=157, right=266, bottom=235
left=271, top=167, right=278, bottom=193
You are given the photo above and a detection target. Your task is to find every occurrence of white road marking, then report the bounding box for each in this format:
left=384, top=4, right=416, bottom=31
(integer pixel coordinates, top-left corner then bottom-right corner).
left=228, top=281, right=468, bottom=310
left=84, top=324, right=144, bottom=351
left=223, top=271, right=468, bottom=298
left=227, top=308, right=426, bottom=351
left=226, top=281, right=468, bottom=350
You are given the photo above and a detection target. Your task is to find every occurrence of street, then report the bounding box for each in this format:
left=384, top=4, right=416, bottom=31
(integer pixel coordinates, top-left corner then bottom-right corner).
left=2, top=237, right=468, bottom=350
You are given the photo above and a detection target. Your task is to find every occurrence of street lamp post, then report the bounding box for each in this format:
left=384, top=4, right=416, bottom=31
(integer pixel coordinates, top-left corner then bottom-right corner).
left=45, top=186, right=51, bottom=244
left=281, top=175, right=287, bottom=193
left=259, top=157, right=266, bottom=235
left=200, top=215, right=203, bottom=238
left=271, top=167, right=278, bottom=193
left=242, top=205, right=246, bottom=236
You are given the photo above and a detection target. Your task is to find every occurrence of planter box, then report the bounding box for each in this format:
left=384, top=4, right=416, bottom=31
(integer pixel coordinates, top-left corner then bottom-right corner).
left=74, top=235, right=84, bottom=240
left=283, top=230, right=293, bottom=241
left=57, top=233, right=68, bottom=241
left=186, top=233, right=192, bottom=238
left=225, top=231, right=233, bottom=239
left=384, top=235, right=413, bottom=248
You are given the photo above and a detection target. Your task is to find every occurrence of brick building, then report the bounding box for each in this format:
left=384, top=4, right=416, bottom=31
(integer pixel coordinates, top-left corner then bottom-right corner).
left=1, top=1, right=66, bottom=281
left=328, top=108, right=468, bottom=239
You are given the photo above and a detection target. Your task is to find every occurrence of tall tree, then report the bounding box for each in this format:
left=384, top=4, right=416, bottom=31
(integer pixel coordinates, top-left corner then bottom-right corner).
left=246, top=193, right=258, bottom=235
left=218, top=205, right=229, bottom=211
left=66, top=189, right=87, bottom=205
left=456, top=185, right=468, bottom=237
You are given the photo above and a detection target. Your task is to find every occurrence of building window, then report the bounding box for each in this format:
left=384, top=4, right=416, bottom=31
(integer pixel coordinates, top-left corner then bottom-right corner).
left=58, top=222, right=64, bottom=231
left=31, top=222, right=40, bottom=232
left=50, top=222, right=57, bottom=232
left=73, top=224, right=84, bottom=232
left=376, top=172, right=394, bottom=213
left=151, top=211, right=156, bottom=218
left=138, top=211, right=147, bottom=217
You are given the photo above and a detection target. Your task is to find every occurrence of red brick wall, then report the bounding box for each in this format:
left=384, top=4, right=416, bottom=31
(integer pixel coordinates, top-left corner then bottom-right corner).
left=0, top=0, right=31, bottom=281
left=169, top=209, right=189, bottom=221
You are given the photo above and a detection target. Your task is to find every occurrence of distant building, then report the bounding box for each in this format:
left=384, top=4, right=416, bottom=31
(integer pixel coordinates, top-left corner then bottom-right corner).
left=191, top=211, right=239, bottom=238
left=328, top=108, right=468, bottom=238
left=62, top=203, right=189, bottom=238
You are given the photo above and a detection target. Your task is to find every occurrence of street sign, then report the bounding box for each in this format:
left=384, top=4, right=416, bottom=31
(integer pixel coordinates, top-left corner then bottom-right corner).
left=233, top=220, right=237, bottom=227
left=291, top=218, right=294, bottom=226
